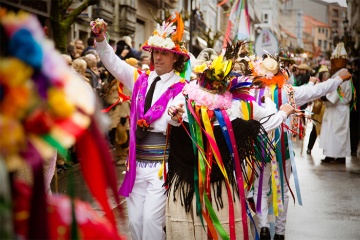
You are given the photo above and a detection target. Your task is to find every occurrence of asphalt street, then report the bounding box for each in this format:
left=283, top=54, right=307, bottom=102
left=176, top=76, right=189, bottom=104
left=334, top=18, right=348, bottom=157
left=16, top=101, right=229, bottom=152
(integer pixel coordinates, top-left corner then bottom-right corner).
left=52, top=123, right=360, bottom=239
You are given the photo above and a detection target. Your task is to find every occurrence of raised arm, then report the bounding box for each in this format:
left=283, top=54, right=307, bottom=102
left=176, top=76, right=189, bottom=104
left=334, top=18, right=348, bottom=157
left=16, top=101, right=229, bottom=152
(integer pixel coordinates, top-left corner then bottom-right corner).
left=92, top=22, right=137, bottom=91
left=294, top=68, right=351, bottom=106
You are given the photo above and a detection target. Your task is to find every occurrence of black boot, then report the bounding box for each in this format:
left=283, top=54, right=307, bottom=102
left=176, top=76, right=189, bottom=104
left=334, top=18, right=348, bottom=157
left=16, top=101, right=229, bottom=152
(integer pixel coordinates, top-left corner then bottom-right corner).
left=331, top=157, right=346, bottom=164
left=274, top=233, right=285, bottom=240
left=321, top=156, right=334, bottom=163
left=260, top=227, right=270, bottom=240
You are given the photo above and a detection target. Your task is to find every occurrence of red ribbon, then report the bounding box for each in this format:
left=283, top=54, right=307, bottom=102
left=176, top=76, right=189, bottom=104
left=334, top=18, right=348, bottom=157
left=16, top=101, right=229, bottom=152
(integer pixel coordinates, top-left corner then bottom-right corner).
left=75, top=120, right=121, bottom=231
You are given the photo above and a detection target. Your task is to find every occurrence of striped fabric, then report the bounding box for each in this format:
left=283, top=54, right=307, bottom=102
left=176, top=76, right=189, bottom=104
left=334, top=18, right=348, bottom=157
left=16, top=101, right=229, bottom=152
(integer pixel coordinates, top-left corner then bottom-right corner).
left=136, top=132, right=169, bottom=163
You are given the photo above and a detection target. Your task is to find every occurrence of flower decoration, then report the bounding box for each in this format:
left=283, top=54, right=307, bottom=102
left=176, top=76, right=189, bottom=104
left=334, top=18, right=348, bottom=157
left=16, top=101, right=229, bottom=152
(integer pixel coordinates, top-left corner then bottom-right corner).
left=250, top=55, right=289, bottom=88
left=90, top=18, right=108, bottom=37
left=141, top=12, right=189, bottom=61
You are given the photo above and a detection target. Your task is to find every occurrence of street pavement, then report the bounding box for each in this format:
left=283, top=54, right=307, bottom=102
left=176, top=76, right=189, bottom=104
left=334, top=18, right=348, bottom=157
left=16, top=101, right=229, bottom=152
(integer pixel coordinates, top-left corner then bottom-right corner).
left=52, top=123, right=360, bottom=239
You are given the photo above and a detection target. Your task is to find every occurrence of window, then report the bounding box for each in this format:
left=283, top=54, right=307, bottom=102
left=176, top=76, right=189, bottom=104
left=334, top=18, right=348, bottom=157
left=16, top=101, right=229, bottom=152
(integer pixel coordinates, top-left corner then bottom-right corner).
left=333, top=9, right=339, bottom=18
left=263, top=13, right=268, bottom=23
left=318, top=28, right=321, bottom=33
left=318, top=39, right=322, bottom=47
left=324, top=40, right=327, bottom=49
left=325, top=29, right=328, bottom=37
left=332, top=20, right=338, bottom=28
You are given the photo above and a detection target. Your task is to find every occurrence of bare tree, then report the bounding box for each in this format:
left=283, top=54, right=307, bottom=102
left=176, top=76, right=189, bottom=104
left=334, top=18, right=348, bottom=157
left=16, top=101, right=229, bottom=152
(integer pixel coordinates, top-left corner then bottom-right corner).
left=50, top=0, right=99, bottom=53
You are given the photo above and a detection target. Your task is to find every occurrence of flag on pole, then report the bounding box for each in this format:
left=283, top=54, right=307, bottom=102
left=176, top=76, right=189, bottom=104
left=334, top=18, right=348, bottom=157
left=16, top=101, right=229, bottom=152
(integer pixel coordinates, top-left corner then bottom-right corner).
left=219, top=0, right=250, bottom=47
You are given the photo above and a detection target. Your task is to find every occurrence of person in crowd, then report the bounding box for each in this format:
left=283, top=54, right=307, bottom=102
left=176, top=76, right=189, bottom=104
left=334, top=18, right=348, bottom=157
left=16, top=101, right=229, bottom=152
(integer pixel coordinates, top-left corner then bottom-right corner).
left=165, top=45, right=296, bottom=240
left=140, top=55, right=151, bottom=68
left=350, top=58, right=359, bottom=157
left=102, top=74, right=131, bottom=160
left=67, top=44, right=77, bottom=60
left=319, top=42, right=354, bottom=164
left=72, top=58, right=92, bottom=87
left=83, top=53, right=100, bottom=90
left=306, top=65, right=331, bottom=154
left=74, top=38, right=85, bottom=58
left=248, top=55, right=351, bottom=240
left=122, top=36, right=142, bottom=60
left=91, top=14, right=190, bottom=240
left=115, top=38, right=137, bottom=60
left=61, top=54, right=73, bottom=66
left=295, top=63, right=312, bottom=86
left=288, top=64, right=299, bottom=85
left=81, top=37, right=95, bottom=56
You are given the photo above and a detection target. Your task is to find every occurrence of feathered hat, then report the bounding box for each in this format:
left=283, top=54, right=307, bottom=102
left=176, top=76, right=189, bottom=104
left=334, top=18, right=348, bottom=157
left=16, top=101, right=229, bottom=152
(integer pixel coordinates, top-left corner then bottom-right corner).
left=142, top=12, right=190, bottom=61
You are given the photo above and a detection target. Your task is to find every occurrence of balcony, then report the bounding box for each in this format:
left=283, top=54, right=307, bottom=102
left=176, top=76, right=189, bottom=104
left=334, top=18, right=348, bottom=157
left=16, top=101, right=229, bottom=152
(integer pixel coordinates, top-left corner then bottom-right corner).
left=92, top=0, right=114, bottom=25
left=118, top=4, right=137, bottom=36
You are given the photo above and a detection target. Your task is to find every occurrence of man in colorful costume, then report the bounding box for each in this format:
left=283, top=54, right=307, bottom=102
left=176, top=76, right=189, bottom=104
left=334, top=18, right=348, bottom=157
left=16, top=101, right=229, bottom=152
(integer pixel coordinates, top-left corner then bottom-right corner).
left=165, top=46, right=296, bottom=240
left=319, top=42, right=354, bottom=164
left=248, top=54, right=352, bottom=240
left=91, top=13, right=189, bottom=240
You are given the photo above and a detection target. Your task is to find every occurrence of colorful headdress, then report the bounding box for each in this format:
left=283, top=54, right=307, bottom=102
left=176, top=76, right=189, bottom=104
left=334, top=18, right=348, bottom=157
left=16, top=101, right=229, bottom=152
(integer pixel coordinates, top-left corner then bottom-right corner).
left=142, top=12, right=190, bottom=61
left=195, top=55, right=233, bottom=94
left=251, top=54, right=289, bottom=88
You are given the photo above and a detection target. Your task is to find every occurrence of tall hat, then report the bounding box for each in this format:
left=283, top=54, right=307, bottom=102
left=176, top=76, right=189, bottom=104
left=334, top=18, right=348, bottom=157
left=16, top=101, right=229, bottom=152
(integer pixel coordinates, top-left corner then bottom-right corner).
left=331, top=42, right=348, bottom=59
left=142, top=12, right=190, bottom=61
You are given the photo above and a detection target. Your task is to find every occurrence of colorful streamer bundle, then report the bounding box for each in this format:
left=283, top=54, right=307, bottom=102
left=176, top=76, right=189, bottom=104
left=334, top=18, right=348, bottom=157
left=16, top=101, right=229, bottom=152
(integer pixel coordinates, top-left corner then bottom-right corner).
left=0, top=8, right=123, bottom=239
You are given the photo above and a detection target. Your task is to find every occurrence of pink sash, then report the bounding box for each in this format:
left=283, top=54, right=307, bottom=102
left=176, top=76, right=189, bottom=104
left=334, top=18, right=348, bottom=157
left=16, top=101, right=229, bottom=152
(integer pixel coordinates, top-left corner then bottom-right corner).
left=119, top=72, right=185, bottom=196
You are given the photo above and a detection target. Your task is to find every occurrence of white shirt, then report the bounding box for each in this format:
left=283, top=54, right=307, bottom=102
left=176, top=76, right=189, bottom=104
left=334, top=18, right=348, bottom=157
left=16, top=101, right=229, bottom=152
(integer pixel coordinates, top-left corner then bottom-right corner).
left=96, top=40, right=182, bottom=134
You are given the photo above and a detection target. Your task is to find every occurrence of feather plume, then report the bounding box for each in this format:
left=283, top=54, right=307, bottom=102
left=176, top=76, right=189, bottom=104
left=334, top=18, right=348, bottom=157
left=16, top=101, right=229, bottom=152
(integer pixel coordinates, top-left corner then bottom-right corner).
left=155, top=21, right=176, bottom=38
left=171, top=12, right=184, bottom=44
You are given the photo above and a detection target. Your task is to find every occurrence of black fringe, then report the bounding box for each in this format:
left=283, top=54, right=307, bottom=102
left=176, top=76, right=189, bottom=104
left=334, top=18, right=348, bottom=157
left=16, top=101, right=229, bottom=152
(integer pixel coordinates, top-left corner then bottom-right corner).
left=165, top=118, right=275, bottom=213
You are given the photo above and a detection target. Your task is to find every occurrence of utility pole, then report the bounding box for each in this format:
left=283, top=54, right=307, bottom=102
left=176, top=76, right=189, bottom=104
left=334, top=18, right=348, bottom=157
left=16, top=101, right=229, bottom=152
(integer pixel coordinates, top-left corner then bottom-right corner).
left=189, top=0, right=193, bottom=53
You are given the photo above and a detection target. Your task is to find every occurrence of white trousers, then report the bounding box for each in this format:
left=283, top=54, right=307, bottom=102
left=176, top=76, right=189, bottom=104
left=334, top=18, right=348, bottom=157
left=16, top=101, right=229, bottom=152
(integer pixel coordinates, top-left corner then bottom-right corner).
left=126, top=162, right=167, bottom=240
left=253, top=159, right=291, bottom=235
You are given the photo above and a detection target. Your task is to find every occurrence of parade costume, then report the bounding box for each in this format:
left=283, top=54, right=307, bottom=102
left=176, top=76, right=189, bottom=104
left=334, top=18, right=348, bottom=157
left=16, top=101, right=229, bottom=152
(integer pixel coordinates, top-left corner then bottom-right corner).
left=249, top=55, right=347, bottom=238
left=94, top=13, right=189, bottom=240
left=0, top=9, right=123, bottom=239
left=319, top=43, right=354, bottom=162
left=165, top=53, right=291, bottom=240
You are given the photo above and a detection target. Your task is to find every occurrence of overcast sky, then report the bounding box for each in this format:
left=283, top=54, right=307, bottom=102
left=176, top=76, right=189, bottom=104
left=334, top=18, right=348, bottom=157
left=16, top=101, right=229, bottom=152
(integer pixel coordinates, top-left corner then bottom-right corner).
left=321, top=0, right=347, bottom=7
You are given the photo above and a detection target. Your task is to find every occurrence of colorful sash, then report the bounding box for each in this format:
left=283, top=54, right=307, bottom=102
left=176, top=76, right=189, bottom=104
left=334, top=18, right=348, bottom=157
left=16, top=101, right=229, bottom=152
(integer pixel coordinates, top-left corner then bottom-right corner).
left=119, top=72, right=185, bottom=197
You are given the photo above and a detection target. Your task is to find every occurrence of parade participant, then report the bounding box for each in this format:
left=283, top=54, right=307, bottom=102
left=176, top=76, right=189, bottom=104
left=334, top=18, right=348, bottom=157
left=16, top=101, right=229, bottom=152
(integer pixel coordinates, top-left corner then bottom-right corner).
left=319, top=42, right=354, bottom=164
left=91, top=14, right=190, bottom=240
left=165, top=47, right=296, bottom=240
left=250, top=54, right=352, bottom=240
left=306, top=65, right=330, bottom=154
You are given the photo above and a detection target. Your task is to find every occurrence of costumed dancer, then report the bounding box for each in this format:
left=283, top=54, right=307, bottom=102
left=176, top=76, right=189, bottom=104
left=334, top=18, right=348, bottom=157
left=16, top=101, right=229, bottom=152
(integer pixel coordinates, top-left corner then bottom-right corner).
left=306, top=65, right=330, bottom=154
left=247, top=54, right=352, bottom=240
left=0, top=9, right=123, bottom=239
left=165, top=45, right=296, bottom=240
left=91, top=13, right=190, bottom=240
left=319, top=42, right=354, bottom=164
